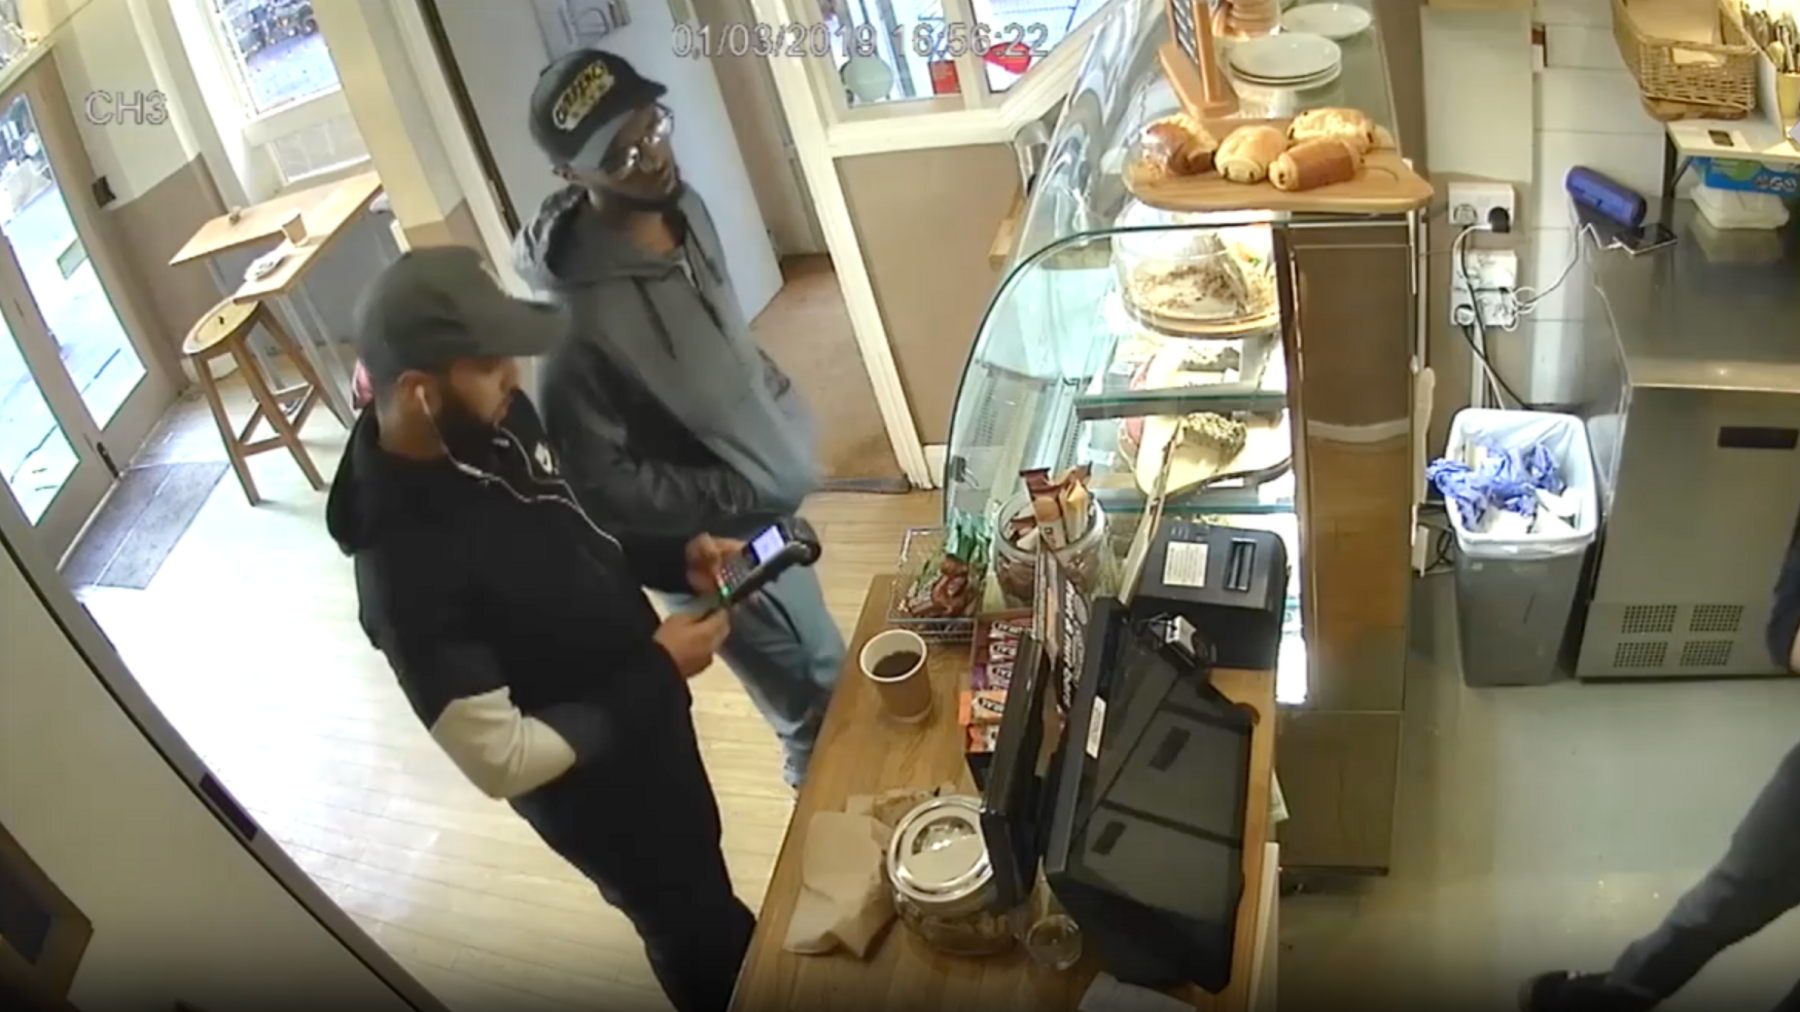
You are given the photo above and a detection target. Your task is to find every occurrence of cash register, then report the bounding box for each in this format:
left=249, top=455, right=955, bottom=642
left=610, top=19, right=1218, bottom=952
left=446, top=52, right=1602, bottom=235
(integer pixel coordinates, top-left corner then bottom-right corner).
left=980, top=517, right=1285, bottom=992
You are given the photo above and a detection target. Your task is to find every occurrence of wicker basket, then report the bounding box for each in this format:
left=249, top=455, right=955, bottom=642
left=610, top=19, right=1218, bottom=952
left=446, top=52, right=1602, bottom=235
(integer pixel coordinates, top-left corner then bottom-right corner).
left=1614, top=0, right=1760, bottom=112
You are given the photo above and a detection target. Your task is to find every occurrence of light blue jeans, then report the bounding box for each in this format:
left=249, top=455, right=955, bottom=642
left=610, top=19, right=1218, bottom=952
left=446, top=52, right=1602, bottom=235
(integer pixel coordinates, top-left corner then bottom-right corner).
left=671, top=565, right=844, bottom=787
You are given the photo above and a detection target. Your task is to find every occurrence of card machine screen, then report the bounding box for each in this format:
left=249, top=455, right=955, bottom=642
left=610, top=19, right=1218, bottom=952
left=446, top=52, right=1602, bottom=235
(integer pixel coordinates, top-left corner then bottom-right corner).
left=750, top=526, right=787, bottom=564
left=713, top=521, right=822, bottom=613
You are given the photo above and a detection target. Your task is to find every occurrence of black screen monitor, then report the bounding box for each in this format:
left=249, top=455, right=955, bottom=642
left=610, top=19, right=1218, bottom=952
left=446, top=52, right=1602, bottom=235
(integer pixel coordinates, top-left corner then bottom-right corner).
left=1042, top=599, right=1254, bottom=994
left=980, top=633, right=1050, bottom=912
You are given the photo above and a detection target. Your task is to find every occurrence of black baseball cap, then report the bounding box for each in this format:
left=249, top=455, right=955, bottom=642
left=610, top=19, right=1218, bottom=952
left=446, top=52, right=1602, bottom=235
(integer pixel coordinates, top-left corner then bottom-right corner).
left=354, top=246, right=568, bottom=386
left=528, top=50, right=667, bottom=171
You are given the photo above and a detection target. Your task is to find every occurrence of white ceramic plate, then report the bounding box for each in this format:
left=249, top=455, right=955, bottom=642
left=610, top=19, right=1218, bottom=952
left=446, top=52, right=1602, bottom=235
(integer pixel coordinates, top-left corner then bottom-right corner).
left=1281, top=3, right=1373, bottom=41
left=245, top=249, right=288, bottom=282
left=1232, top=63, right=1343, bottom=90
left=1228, top=32, right=1341, bottom=81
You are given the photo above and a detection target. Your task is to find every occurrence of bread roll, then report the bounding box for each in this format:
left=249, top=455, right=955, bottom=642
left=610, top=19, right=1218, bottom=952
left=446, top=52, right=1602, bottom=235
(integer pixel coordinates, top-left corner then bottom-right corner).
left=1286, top=107, right=1379, bottom=154
left=1215, top=125, right=1288, bottom=184
left=1137, top=116, right=1219, bottom=178
left=1269, top=139, right=1364, bottom=192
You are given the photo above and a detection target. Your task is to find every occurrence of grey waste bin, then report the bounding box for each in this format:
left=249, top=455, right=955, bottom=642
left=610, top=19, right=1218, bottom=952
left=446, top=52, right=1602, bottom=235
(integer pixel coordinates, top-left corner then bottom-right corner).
left=1443, top=409, right=1599, bottom=688
left=1454, top=549, right=1591, bottom=686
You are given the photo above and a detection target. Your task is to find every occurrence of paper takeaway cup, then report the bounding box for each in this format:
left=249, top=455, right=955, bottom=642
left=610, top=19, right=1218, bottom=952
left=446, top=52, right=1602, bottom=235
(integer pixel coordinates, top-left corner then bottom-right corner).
left=280, top=211, right=309, bottom=245
left=860, top=629, right=931, bottom=724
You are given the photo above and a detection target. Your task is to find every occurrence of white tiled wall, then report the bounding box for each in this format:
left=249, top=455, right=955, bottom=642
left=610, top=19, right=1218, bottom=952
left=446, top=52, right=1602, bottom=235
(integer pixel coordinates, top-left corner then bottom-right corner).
left=1423, top=0, right=1669, bottom=407
left=1530, top=0, right=1665, bottom=403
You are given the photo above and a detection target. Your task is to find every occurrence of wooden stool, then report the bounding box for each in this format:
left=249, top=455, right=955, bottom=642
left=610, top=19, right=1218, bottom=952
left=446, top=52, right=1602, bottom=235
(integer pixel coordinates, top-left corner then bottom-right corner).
left=183, top=299, right=328, bottom=506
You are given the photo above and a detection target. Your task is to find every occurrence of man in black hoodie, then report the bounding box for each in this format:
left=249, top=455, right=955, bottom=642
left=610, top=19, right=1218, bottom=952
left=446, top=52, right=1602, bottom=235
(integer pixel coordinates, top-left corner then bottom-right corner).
left=325, top=247, right=754, bottom=1012
left=1520, top=549, right=1800, bottom=1012
left=514, top=50, right=843, bottom=789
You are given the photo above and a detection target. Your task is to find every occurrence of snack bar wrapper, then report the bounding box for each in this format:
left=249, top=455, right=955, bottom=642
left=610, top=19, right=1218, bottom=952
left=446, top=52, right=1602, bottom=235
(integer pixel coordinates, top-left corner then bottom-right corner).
left=1022, top=466, right=1094, bottom=552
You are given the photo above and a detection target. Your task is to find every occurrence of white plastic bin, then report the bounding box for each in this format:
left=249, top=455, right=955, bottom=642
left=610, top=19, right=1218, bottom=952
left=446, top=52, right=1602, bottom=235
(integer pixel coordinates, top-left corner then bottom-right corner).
left=1445, top=410, right=1599, bottom=686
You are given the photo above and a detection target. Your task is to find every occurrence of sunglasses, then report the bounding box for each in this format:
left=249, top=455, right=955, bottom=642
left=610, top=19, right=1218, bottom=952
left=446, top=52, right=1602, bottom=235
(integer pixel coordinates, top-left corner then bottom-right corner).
left=602, top=104, right=675, bottom=179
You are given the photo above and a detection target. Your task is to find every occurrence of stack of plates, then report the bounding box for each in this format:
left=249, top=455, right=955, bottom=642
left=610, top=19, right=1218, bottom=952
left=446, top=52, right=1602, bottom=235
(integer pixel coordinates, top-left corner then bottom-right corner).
left=1227, top=33, right=1343, bottom=90
left=1282, top=3, right=1374, bottom=40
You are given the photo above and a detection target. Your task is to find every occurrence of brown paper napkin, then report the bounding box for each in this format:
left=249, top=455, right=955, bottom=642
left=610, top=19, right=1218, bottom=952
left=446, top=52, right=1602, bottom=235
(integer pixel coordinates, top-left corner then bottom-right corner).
left=783, top=783, right=963, bottom=958
left=782, top=811, right=893, bottom=957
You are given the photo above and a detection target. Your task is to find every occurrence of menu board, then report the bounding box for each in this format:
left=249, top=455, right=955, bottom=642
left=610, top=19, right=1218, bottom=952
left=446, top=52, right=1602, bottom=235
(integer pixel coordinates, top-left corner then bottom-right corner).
left=1167, top=0, right=1200, bottom=68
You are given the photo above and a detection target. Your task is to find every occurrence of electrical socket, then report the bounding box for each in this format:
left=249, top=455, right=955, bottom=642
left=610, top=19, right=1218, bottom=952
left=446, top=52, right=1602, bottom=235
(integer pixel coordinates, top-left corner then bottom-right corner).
left=1473, top=291, right=1518, bottom=330
left=1447, top=181, right=1516, bottom=229
left=1450, top=248, right=1517, bottom=329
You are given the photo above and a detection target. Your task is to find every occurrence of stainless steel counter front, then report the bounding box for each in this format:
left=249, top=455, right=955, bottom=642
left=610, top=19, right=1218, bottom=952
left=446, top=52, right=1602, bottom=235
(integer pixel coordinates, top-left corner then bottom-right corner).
left=1573, top=206, right=1800, bottom=680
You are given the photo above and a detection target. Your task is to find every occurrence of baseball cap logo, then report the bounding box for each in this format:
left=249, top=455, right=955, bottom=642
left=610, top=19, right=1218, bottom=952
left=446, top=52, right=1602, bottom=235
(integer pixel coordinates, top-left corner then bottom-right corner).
left=552, top=61, right=615, bottom=132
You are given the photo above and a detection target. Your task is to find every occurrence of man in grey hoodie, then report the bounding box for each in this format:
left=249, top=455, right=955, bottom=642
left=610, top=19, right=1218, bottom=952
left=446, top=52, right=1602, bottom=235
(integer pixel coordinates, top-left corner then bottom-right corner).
left=514, top=49, right=844, bottom=788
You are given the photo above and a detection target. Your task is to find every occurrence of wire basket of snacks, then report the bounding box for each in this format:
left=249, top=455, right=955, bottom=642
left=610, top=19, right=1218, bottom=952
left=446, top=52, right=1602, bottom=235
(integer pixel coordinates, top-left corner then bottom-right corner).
left=889, top=522, right=988, bottom=642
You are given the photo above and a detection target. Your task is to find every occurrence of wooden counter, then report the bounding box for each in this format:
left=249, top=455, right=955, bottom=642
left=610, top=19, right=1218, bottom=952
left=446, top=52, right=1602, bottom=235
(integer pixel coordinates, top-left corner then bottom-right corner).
left=730, top=576, right=1278, bottom=1012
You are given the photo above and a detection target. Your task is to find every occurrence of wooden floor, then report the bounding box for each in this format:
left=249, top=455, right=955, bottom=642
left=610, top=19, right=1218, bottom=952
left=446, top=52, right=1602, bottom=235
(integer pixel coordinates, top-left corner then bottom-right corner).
left=76, top=379, right=939, bottom=1012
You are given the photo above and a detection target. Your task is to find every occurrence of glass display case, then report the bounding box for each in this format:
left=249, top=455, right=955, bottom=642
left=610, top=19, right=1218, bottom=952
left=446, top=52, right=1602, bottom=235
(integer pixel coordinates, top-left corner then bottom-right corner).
left=942, top=0, right=1425, bottom=871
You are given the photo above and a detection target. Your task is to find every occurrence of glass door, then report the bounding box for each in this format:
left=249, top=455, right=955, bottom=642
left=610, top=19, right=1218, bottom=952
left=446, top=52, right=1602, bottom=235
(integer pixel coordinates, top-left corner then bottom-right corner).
left=0, top=53, right=177, bottom=559
left=0, top=285, right=108, bottom=552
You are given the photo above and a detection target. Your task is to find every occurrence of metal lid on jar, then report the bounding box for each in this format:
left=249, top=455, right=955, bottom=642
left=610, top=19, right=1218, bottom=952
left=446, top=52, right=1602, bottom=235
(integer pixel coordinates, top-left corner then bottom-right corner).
left=887, top=795, right=992, bottom=906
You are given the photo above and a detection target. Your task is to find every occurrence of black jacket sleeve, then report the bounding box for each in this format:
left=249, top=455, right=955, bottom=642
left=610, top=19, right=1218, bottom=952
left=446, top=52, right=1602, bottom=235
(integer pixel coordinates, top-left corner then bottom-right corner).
left=366, top=551, right=678, bottom=799
left=539, top=341, right=764, bottom=537
left=618, top=533, right=694, bottom=596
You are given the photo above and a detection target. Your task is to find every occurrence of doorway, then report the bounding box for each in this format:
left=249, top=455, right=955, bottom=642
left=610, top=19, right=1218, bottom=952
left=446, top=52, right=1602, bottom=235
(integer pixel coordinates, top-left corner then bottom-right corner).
left=0, top=54, right=176, bottom=558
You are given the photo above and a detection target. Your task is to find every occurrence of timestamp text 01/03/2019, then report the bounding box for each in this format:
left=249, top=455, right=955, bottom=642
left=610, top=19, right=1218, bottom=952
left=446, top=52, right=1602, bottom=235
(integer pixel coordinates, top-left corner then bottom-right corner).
left=671, top=20, right=1052, bottom=61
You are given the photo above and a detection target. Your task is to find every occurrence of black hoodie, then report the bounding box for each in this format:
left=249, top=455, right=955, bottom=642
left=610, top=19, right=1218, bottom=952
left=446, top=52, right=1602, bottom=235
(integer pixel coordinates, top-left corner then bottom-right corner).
left=325, top=394, right=700, bottom=802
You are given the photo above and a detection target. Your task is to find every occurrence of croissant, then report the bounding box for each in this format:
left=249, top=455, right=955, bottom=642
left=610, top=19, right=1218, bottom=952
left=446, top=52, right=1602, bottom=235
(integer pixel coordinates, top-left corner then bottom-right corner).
left=1214, top=125, right=1288, bottom=184
left=1287, top=107, right=1386, bottom=154
left=1269, top=139, right=1364, bottom=192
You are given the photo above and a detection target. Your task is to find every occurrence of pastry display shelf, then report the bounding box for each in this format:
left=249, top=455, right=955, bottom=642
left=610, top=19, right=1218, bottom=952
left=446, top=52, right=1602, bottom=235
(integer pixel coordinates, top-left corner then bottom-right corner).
left=944, top=0, right=1417, bottom=872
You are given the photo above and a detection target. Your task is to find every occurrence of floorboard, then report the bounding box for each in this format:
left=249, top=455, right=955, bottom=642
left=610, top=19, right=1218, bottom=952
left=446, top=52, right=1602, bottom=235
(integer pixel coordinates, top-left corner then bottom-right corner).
left=77, top=380, right=935, bottom=1011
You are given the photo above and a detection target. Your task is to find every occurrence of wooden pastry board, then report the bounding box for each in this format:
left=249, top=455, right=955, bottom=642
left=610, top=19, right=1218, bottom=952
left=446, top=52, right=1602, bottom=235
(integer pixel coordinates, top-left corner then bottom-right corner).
left=1125, top=117, right=1434, bottom=215
left=1116, top=411, right=1293, bottom=497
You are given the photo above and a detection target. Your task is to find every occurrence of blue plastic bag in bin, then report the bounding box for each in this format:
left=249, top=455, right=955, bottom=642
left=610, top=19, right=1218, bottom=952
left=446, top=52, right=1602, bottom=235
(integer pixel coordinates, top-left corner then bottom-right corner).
left=1427, top=440, right=1567, bottom=531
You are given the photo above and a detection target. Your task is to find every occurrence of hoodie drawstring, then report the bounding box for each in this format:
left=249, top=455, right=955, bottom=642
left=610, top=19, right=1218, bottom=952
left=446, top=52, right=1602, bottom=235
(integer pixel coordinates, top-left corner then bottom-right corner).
left=632, top=280, right=678, bottom=357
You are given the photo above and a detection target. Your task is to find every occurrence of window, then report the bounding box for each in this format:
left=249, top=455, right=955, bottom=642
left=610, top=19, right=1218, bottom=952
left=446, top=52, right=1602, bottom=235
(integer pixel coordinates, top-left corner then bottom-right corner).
left=207, top=0, right=337, bottom=117
left=819, top=0, right=952, bottom=109
left=965, top=0, right=1113, bottom=92
left=184, top=0, right=366, bottom=189
left=0, top=0, right=35, bottom=74
left=803, top=0, right=1117, bottom=116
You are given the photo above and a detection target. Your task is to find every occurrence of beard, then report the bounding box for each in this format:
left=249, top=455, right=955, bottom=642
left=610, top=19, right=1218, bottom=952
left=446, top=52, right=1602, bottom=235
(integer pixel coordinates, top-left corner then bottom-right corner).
left=427, top=387, right=504, bottom=460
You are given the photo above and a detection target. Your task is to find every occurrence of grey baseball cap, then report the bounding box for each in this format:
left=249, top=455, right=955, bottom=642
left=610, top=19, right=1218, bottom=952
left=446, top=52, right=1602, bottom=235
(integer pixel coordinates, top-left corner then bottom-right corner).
left=353, top=246, right=568, bottom=386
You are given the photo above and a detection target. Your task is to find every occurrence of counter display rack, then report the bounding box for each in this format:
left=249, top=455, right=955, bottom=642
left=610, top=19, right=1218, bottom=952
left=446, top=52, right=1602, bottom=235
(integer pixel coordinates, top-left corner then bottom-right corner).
left=940, top=0, right=1428, bottom=872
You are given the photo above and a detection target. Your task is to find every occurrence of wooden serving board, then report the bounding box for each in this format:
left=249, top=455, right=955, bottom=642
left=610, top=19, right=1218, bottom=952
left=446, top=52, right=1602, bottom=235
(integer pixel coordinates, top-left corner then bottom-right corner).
left=1124, top=117, right=1434, bottom=215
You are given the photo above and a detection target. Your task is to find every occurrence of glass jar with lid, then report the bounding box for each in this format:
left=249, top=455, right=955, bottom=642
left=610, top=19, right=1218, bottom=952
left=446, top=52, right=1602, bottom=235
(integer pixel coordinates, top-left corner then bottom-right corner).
left=886, top=795, right=1023, bottom=956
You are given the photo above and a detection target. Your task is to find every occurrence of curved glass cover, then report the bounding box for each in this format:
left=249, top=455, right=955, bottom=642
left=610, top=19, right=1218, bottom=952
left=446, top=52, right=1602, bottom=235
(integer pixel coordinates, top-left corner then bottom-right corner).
left=942, top=0, right=1401, bottom=705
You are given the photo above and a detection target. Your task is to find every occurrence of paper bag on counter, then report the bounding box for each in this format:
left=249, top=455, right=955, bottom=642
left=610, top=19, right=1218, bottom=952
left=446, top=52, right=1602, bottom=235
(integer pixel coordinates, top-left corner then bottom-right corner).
left=782, top=812, right=894, bottom=958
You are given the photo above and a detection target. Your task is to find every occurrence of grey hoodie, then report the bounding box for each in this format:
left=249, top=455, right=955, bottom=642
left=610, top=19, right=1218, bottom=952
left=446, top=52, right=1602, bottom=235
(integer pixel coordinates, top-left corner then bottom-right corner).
left=514, top=184, right=820, bottom=525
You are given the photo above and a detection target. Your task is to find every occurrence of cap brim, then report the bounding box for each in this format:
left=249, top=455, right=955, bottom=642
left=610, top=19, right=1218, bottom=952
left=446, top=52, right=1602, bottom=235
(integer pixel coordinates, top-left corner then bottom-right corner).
left=477, top=297, right=570, bottom=360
